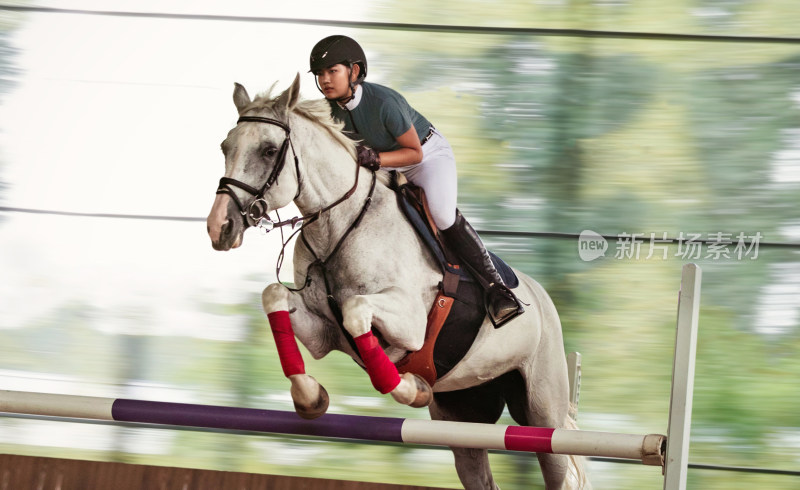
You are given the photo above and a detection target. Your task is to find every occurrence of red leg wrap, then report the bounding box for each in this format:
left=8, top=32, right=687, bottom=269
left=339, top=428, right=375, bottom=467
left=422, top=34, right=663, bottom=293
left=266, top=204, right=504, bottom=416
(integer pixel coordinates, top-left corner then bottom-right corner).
left=354, top=331, right=401, bottom=394
left=268, top=311, right=305, bottom=377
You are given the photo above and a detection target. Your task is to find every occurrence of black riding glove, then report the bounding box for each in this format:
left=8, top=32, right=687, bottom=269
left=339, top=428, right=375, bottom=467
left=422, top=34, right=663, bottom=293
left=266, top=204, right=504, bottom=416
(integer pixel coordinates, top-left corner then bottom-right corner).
left=356, top=144, right=381, bottom=171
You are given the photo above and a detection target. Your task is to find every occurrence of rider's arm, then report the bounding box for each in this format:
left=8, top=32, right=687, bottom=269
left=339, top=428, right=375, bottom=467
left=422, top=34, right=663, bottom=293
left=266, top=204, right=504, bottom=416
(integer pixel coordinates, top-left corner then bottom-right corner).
left=375, top=127, right=424, bottom=168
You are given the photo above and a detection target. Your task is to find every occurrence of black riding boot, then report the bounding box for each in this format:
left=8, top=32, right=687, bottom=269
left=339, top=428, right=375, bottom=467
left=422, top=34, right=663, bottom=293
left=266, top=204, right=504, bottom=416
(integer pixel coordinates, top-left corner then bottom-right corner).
left=440, top=210, right=524, bottom=328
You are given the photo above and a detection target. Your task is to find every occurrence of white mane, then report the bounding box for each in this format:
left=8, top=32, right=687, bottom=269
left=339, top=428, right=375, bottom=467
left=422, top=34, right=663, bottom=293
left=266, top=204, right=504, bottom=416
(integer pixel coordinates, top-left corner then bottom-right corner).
left=244, top=89, right=358, bottom=161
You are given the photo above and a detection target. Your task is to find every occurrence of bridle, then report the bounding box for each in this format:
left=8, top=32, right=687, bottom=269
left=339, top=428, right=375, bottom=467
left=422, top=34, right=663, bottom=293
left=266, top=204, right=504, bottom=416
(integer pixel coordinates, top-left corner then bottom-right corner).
left=216, top=115, right=300, bottom=229
left=217, top=115, right=371, bottom=230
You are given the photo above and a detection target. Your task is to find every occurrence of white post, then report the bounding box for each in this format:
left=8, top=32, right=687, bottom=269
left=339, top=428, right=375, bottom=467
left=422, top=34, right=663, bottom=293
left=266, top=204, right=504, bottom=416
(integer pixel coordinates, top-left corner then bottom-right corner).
left=567, top=351, right=582, bottom=420
left=663, top=263, right=701, bottom=490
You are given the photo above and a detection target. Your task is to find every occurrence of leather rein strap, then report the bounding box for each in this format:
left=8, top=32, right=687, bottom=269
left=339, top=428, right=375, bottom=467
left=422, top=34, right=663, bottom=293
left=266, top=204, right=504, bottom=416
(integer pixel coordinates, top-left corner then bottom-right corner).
left=298, top=169, right=377, bottom=362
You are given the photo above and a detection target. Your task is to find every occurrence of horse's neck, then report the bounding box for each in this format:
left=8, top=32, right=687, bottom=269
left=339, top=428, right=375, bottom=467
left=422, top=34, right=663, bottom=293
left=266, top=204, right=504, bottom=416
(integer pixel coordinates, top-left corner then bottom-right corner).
left=291, top=120, right=440, bottom=303
left=293, top=124, right=374, bottom=257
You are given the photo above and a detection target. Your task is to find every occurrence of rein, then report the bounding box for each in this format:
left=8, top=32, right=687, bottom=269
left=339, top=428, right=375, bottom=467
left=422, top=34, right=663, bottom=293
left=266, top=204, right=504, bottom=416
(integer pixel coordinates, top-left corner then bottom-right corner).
left=275, top=166, right=375, bottom=295
left=297, top=169, right=377, bottom=363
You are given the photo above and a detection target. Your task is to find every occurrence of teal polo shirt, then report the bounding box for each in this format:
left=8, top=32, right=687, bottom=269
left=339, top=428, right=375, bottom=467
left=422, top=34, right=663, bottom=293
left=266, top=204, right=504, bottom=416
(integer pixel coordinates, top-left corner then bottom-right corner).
left=328, top=82, right=432, bottom=152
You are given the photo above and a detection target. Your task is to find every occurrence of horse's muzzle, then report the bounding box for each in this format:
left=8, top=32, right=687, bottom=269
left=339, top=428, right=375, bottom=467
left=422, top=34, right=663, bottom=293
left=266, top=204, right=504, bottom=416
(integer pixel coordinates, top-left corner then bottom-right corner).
left=209, top=219, right=239, bottom=251
left=208, top=194, right=244, bottom=251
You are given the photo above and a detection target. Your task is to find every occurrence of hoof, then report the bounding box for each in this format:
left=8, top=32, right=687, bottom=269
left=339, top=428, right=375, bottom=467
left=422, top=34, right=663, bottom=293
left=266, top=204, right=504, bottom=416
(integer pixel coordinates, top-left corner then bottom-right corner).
left=408, top=373, right=433, bottom=408
left=294, top=385, right=329, bottom=420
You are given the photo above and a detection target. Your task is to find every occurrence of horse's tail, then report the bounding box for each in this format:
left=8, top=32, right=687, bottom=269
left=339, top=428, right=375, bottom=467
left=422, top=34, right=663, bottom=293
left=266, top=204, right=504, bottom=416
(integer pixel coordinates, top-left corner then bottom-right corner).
left=563, top=408, right=593, bottom=490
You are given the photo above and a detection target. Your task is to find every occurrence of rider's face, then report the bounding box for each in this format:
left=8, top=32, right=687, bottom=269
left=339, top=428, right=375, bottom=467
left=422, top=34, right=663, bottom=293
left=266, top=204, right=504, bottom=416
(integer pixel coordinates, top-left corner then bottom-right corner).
left=316, top=63, right=357, bottom=100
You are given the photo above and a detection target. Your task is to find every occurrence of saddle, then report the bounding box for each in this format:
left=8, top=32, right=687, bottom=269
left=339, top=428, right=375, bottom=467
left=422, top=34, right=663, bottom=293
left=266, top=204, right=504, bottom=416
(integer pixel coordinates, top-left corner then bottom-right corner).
left=389, top=172, right=518, bottom=386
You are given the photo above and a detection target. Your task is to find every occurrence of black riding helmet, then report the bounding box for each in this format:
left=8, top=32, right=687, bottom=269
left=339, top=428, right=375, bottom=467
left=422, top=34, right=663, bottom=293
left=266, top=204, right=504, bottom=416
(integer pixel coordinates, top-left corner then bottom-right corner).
left=309, top=35, right=367, bottom=99
left=309, top=35, right=367, bottom=79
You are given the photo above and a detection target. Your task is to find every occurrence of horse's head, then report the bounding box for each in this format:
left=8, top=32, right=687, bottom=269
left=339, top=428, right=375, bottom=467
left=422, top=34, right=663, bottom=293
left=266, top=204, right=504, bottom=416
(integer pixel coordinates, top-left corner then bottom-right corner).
left=207, top=75, right=302, bottom=251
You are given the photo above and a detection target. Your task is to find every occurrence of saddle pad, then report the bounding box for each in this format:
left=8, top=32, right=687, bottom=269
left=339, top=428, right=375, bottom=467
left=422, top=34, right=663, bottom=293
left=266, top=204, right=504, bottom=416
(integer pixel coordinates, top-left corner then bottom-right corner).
left=489, top=251, right=519, bottom=289
left=393, top=173, right=519, bottom=290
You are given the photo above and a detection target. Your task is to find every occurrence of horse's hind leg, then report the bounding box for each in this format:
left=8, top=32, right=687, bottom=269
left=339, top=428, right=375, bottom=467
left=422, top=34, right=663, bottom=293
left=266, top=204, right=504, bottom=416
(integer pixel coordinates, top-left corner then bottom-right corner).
left=429, top=383, right=506, bottom=490
left=535, top=429, right=569, bottom=489
left=513, top=351, right=572, bottom=489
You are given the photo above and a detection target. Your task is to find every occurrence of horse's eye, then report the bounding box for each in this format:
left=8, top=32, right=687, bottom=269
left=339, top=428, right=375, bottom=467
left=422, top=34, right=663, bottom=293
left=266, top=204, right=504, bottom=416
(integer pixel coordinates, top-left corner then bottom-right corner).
left=263, top=146, right=279, bottom=159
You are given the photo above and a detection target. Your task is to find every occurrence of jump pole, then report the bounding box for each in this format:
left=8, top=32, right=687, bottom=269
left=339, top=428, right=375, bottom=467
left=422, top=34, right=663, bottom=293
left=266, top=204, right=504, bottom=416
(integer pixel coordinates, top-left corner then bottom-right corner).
left=0, top=389, right=665, bottom=465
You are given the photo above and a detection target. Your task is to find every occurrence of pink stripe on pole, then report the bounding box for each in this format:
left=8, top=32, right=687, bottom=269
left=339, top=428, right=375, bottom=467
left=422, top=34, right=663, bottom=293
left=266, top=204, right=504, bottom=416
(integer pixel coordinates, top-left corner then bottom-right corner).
left=504, top=426, right=555, bottom=453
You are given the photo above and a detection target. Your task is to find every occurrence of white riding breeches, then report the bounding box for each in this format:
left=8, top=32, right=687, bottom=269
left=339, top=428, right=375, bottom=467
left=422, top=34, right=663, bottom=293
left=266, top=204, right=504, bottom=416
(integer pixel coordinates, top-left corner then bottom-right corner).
left=394, top=128, right=458, bottom=230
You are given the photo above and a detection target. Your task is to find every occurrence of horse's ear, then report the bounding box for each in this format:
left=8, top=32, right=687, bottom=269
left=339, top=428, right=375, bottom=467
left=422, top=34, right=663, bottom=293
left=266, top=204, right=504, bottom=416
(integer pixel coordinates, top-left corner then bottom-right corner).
left=276, top=73, right=301, bottom=113
left=288, top=73, right=301, bottom=108
left=233, top=83, right=251, bottom=114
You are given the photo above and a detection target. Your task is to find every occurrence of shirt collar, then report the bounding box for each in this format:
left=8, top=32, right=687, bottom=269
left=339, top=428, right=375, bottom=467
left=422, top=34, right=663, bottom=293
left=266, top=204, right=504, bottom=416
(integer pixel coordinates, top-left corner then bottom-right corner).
left=340, top=83, right=363, bottom=110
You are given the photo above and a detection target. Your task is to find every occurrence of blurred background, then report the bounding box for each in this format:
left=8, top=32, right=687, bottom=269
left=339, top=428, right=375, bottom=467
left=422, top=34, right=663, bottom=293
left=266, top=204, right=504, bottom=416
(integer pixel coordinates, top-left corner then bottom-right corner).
left=0, top=1, right=798, bottom=489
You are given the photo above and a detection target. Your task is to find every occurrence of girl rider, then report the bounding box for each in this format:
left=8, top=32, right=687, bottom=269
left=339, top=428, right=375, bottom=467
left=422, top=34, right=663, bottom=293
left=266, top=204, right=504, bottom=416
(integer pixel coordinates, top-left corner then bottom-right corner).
left=309, top=35, right=523, bottom=327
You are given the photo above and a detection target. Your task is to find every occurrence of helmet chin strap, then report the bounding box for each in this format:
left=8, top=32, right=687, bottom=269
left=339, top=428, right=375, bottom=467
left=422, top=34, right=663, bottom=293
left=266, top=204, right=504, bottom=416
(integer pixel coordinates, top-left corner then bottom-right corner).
left=335, top=64, right=359, bottom=105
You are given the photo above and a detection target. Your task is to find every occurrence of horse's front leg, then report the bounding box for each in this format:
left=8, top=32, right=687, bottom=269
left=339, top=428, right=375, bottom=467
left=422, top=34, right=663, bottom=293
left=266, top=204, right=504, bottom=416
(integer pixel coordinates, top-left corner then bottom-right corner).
left=262, top=283, right=329, bottom=419
left=341, top=287, right=433, bottom=408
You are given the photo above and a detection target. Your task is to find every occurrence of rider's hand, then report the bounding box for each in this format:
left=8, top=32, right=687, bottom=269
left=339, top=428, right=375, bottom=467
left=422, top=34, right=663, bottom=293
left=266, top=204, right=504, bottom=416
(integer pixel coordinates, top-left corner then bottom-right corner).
left=356, top=144, right=381, bottom=171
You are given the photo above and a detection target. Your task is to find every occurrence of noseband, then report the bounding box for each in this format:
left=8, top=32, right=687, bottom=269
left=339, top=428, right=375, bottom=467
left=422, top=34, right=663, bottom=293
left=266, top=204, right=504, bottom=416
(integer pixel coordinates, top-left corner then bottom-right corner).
left=216, top=116, right=299, bottom=228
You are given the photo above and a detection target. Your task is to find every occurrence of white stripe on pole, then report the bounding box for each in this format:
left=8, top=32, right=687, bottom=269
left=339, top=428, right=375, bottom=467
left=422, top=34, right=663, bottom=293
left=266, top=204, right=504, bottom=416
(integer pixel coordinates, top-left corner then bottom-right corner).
left=401, top=419, right=507, bottom=450
left=551, top=429, right=665, bottom=463
left=0, top=390, right=115, bottom=420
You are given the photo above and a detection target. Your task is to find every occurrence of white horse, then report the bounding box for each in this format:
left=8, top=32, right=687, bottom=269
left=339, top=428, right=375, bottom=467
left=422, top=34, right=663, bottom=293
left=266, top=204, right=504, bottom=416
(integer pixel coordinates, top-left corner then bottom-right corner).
left=207, top=75, right=588, bottom=490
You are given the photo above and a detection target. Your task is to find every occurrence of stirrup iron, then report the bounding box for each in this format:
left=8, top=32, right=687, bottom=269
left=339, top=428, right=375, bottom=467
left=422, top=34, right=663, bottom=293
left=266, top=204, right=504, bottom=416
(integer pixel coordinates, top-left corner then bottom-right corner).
left=485, top=283, right=525, bottom=328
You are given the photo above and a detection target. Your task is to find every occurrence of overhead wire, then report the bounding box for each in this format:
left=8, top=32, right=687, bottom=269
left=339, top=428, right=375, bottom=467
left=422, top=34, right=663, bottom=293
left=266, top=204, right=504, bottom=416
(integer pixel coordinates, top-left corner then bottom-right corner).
left=1, top=206, right=797, bottom=249
left=1, top=4, right=800, bottom=44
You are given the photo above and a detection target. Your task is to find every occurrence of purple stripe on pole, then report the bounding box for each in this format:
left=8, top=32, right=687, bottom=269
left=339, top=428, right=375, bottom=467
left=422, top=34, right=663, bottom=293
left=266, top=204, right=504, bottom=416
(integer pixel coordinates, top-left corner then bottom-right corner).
left=111, top=399, right=404, bottom=443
